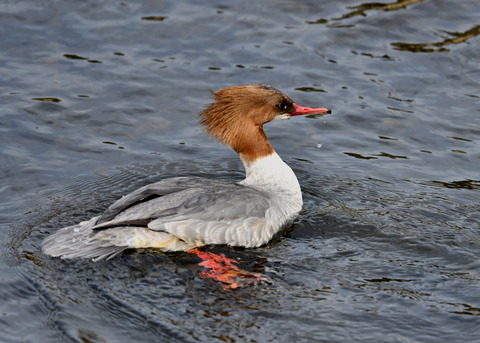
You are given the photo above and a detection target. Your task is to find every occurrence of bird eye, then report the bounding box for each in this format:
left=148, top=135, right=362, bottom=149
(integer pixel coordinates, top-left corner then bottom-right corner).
left=278, top=102, right=289, bottom=112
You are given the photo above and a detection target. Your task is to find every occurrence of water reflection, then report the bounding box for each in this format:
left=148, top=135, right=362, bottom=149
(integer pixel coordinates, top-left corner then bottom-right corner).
left=31, top=97, right=62, bottom=103
left=392, top=24, right=480, bottom=52
left=450, top=303, right=480, bottom=316
left=344, top=152, right=378, bottom=160
left=306, top=0, right=424, bottom=25
left=432, top=179, right=479, bottom=190
left=295, top=87, right=326, bottom=93
left=141, top=16, right=168, bottom=21
left=307, top=0, right=480, bottom=54
left=343, top=151, right=409, bottom=160
left=335, top=0, right=425, bottom=20
left=63, top=53, right=102, bottom=63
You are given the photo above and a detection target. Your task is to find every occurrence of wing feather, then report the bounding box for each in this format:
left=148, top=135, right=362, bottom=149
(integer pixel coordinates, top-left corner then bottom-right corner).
left=93, top=177, right=270, bottom=246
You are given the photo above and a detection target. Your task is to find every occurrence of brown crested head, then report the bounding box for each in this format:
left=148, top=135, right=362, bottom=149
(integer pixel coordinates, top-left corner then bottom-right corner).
left=198, top=85, right=296, bottom=162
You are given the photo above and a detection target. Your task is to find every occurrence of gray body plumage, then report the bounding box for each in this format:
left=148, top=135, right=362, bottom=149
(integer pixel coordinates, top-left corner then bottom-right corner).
left=42, top=176, right=289, bottom=261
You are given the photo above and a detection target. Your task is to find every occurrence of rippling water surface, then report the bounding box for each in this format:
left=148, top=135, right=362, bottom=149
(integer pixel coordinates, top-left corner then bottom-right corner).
left=1, top=1, right=479, bottom=342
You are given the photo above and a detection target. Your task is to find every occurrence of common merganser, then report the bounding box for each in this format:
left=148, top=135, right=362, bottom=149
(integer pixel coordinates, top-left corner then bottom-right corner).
left=43, top=85, right=331, bottom=261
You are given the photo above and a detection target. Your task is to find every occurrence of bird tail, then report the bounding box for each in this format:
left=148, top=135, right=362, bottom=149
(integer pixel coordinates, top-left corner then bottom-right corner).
left=42, top=217, right=127, bottom=261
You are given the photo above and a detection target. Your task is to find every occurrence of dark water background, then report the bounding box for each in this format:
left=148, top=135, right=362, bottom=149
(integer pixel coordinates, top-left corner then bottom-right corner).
left=1, top=0, right=479, bottom=342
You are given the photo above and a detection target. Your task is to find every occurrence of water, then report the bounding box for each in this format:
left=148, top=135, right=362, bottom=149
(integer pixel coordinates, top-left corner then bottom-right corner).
left=1, top=0, right=479, bottom=342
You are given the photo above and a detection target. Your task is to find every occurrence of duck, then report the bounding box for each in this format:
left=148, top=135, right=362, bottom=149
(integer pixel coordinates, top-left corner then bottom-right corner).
left=42, top=85, right=330, bottom=261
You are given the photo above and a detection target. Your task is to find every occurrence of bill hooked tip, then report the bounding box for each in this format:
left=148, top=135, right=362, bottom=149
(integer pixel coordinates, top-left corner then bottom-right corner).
left=291, top=103, right=331, bottom=116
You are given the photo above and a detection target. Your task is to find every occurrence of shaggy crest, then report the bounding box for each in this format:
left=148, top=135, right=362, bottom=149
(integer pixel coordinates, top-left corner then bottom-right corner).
left=199, top=85, right=295, bottom=162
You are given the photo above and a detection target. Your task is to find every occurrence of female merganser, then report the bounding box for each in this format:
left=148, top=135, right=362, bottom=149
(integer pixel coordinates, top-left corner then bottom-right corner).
left=43, top=85, right=330, bottom=261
